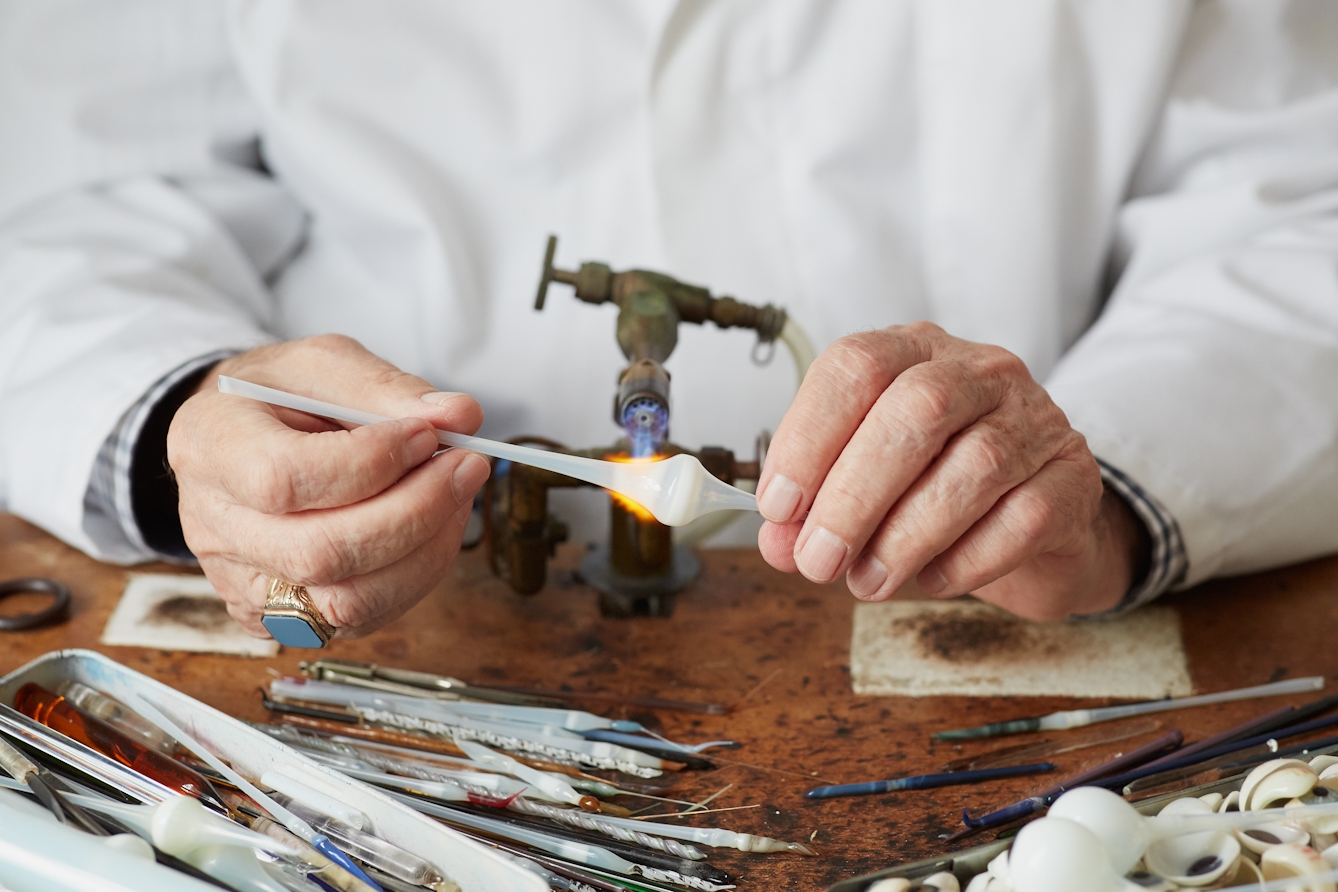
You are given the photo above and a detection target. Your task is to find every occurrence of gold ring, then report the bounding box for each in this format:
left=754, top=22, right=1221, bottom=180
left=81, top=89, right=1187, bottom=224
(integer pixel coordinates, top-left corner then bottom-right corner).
left=261, top=578, right=336, bottom=648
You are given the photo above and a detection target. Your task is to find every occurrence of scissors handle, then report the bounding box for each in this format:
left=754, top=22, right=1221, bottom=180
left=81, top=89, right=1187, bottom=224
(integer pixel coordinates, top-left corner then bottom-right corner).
left=0, top=578, right=71, bottom=631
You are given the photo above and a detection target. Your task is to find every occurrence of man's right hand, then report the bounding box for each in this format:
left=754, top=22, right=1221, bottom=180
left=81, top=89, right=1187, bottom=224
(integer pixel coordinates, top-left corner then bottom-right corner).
left=168, top=335, right=490, bottom=639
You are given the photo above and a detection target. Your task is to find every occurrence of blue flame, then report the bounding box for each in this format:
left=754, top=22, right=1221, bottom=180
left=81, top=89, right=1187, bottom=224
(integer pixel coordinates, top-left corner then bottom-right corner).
left=622, top=397, right=668, bottom=458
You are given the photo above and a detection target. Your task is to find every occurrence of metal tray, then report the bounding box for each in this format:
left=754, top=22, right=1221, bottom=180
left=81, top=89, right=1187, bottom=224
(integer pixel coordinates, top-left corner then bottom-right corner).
left=0, top=648, right=547, bottom=892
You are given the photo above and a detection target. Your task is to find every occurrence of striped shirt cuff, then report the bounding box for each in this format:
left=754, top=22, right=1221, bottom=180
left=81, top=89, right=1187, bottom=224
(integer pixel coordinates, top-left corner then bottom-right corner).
left=84, top=350, right=239, bottom=562
left=1096, top=457, right=1188, bottom=613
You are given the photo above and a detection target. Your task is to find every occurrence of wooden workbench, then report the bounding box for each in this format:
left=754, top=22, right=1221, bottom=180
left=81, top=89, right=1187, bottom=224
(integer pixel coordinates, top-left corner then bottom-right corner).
left=1, top=511, right=1336, bottom=890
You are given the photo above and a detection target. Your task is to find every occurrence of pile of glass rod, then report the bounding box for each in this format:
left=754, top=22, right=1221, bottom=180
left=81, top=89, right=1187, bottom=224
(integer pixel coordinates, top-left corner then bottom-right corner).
left=0, top=660, right=815, bottom=892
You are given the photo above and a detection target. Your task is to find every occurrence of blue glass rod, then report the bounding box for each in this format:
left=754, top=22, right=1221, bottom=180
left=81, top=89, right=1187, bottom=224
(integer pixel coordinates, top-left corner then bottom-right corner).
left=804, top=761, right=1056, bottom=800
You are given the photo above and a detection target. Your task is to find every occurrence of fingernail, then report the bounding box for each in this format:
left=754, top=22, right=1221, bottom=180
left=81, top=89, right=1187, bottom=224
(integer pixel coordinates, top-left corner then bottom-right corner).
left=451, top=452, right=491, bottom=502
left=404, top=429, right=439, bottom=469
left=847, top=553, right=889, bottom=599
left=918, top=561, right=949, bottom=595
left=421, top=391, right=466, bottom=406
left=795, top=526, right=849, bottom=582
left=757, top=474, right=803, bottom=523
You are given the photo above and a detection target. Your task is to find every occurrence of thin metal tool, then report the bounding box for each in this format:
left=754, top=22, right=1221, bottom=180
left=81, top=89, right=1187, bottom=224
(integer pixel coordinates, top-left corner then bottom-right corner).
left=303, top=671, right=470, bottom=702
left=296, top=667, right=562, bottom=717
left=253, top=721, right=633, bottom=799
left=505, top=797, right=709, bottom=859
left=938, top=719, right=1163, bottom=772
left=352, top=703, right=668, bottom=778
left=0, top=734, right=109, bottom=834
left=269, top=714, right=653, bottom=787
left=579, top=730, right=717, bottom=770
left=263, top=694, right=361, bottom=724
left=301, top=660, right=562, bottom=707
left=934, top=676, right=1324, bottom=740
left=679, top=783, right=733, bottom=817
left=366, top=703, right=669, bottom=778
left=520, top=799, right=816, bottom=856
left=491, top=686, right=730, bottom=717
left=806, top=762, right=1057, bottom=800
left=385, top=789, right=735, bottom=891
left=455, top=802, right=726, bottom=880
left=631, top=805, right=762, bottom=821
left=276, top=676, right=647, bottom=734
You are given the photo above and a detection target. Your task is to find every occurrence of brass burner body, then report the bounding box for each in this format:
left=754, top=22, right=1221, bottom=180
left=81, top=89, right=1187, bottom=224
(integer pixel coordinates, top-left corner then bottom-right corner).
left=483, top=236, right=775, bottom=616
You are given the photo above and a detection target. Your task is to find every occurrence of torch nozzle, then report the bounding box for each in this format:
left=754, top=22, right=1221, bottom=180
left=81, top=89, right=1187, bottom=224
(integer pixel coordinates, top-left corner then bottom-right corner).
left=622, top=397, right=668, bottom=459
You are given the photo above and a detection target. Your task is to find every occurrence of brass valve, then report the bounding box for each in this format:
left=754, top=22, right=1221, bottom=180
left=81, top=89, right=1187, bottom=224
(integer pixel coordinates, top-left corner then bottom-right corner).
left=488, top=236, right=780, bottom=616
left=534, top=234, right=788, bottom=363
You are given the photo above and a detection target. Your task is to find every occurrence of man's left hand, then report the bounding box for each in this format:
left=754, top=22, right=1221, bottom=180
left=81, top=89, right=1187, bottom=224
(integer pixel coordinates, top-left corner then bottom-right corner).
left=755, top=323, right=1148, bottom=621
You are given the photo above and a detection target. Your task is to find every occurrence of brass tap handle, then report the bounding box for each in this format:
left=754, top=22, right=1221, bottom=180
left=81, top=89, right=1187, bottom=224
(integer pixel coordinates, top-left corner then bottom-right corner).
left=535, top=234, right=600, bottom=309
left=534, top=234, right=559, bottom=310
left=534, top=234, right=786, bottom=343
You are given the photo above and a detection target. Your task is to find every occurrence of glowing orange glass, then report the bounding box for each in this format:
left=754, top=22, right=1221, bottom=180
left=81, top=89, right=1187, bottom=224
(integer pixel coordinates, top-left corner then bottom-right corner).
left=604, top=452, right=663, bottom=521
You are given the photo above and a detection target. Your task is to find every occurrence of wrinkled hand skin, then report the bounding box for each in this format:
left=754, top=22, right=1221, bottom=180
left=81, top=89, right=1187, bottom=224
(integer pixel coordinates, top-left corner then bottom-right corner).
left=168, top=335, right=491, bottom=639
left=756, top=323, right=1147, bottom=621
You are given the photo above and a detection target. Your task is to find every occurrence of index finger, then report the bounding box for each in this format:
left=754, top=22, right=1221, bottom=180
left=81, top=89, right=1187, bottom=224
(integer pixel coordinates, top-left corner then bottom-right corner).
left=172, top=393, right=442, bottom=514
left=205, top=334, right=484, bottom=436
left=756, top=325, right=932, bottom=524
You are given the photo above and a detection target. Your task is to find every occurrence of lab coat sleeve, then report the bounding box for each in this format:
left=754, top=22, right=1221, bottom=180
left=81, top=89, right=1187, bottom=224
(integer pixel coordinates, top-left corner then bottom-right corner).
left=1047, top=0, right=1338, bottom=592
left=1047, top=174, right=1338, bottom=589
left=0, top=169, right=302, bottom=563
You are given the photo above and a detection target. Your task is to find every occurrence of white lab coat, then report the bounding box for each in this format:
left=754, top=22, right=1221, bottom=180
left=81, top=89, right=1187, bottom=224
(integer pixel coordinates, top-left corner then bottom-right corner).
left=0, top=1, right=1335, bottom=588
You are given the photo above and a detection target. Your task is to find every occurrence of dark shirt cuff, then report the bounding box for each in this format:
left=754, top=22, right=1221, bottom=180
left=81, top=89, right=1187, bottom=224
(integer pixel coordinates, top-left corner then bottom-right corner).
left=1093, top=457, right=1189, bottom=613
left=84, top=351, right=237, bottom=563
